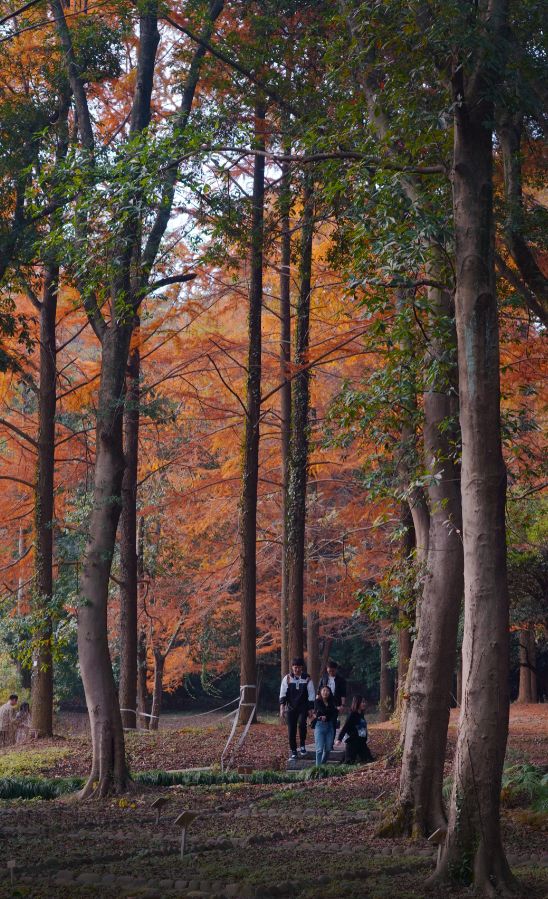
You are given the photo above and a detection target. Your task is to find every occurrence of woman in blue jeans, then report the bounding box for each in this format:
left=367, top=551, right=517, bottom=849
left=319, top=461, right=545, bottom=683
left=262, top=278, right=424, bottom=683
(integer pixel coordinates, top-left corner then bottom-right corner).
left=313, top=686, right=338, bottom=766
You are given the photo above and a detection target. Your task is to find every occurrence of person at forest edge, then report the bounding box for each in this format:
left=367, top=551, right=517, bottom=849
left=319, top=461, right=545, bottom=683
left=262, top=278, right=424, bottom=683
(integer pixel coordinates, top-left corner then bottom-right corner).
left=15, top=701, right=32, bottom=745
left=279, top=658, right=316, bottom=760
left=337, top=694, right=374, bottom=764
left=318, top=659, right=347, bottom=748
left=0, top=694, right=18, bottom=746
left=313, top=685, right=338, bottom=766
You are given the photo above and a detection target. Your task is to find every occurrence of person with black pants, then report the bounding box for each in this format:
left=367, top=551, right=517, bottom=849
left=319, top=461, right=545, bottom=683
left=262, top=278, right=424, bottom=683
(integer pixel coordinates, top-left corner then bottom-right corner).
left=337, top=694, right=374, bottom=764
left=279, top=657, right=316, bottom=760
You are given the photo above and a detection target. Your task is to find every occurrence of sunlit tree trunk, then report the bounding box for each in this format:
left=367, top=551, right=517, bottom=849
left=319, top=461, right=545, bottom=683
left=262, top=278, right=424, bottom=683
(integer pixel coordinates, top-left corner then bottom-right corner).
left=306, top=607, right=320, bottom=686
left=119, top=341, right=140, bottom=729
left=238, top=101, right=266, bottom=725
left=149, top=649, right=164, bottom=732
left=285, top=182, right=314, bottom=663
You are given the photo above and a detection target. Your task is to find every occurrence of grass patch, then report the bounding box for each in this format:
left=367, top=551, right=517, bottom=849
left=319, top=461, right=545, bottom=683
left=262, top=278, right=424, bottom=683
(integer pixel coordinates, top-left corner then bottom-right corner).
left=0, top=775, right=83, bottom=800
left=0, top=746, right=70, bottom=777
left=501, top=764, right=548, bottom=812
left=0, top=762, right=355, bottom=801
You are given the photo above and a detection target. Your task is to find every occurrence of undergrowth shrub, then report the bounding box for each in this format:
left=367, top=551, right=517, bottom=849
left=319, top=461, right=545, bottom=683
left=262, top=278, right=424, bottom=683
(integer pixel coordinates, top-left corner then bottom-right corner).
left=501, top=764, right=548, bottom=812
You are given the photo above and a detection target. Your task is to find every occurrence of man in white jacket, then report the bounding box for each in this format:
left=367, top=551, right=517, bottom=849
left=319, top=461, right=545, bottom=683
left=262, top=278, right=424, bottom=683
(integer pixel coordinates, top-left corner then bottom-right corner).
left=279, top=659, right=315, bottom=760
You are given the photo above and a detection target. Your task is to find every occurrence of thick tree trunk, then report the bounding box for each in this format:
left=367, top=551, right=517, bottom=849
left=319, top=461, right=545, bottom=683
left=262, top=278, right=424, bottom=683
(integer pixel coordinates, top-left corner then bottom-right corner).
left=306, top=607, right=320, bottom=686
left=431, top=17, right=515, bottom=891
left=279, top=157, right=291, bottom=680
left=285, top=182, right=314, bottom=663
left=78, top=325, right=132, bottom=797
left=31, top=266, right=58, bottom=738
left=238, top=102, right=266, bottom=725
left=149, top=650, right=164, bottom=731
left=119, top=342, right=140, bottom=729
left=395, top=504, right=414, bottom=717
left=378, top=635, right=392, bottom=721
left=517, top=628, right=537, bottom=704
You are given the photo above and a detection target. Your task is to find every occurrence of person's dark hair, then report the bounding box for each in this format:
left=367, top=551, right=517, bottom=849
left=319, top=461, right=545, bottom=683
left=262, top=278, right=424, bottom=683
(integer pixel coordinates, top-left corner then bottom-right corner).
left=19, top=702, right=29, bottom=713
left=9, top=694, right=18, bottom=702
left=291, top=657, right=305, bottom=668
left=317, top=684, right=335, bottom=705
left=350, top=694, right=365, bottom=713
left=326, top=659, right=338, bottom=670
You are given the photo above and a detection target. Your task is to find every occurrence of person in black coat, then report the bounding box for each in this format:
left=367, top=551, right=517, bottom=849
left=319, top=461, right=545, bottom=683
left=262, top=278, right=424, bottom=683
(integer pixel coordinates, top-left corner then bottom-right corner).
left=337, top=694, right=374, bottom=764
left=279, top=657, right=316, bottom=759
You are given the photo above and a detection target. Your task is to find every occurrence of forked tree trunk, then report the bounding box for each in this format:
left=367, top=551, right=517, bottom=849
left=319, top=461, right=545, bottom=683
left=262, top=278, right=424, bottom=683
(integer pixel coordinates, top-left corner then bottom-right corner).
left=32, top=265, right=59, bottom=738
left=430, top=11, right=515, bottom=890
left=238, top=101, right=266, bottom=725
left=279, top=155, right=291, bottom=679
left=149, top=649, right=164, bottom=731
left=119, top=342, right=140, bottom=729
left=78, top=325, right=132, bottom=797
left=285, top=182, right=314, bottom=663
left=517, top=628, right=536, bottom=704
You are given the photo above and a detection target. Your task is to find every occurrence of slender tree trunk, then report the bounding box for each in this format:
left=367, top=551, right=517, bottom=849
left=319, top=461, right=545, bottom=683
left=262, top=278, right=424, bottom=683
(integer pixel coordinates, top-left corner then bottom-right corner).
left=517, top=628, right=536, bottom=704
left=238, top=101, right=266, bottom=725
left=431, top=11, right=515, bottom=890
left=136, top=630, right=149, bottom=729
left=306, top=607, right=320, bottom=686
left=119, top=341, right=140, bottom=729
left=285, top=182, right=314, bottom=663
left=78, top=324, right=132, bottom=797
left=279, top=156, right=291, bottom=679
left=378, top=634, right=392, bottom=721
left=149, top=649, right=164, bottom=731
left=396, top=504, right=414, bottom=716
left=31, top=266, right=59, bottom=738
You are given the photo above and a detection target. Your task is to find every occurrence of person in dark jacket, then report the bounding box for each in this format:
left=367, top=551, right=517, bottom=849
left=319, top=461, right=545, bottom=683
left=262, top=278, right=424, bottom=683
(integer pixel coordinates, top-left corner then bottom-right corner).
left=337, top=694, right=374, bottom=764
left=318, top=659, right=347, bottom=748
left=279, top=657, right=316, bottom=760
left=312, top=685, right=338, bottom=766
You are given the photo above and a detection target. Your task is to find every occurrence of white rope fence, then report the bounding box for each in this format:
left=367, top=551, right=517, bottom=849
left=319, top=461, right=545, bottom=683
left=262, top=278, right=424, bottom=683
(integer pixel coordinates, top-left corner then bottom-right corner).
left=220, top=685, right=256, bottom=772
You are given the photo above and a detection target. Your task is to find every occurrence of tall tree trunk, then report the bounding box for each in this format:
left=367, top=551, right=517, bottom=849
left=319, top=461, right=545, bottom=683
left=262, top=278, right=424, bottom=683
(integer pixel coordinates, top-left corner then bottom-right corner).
left=119, top=341, right=140, bottom=729
left=149, top=649, right=164, bottom=731
left=431, top=9, right=515, bottom=890
left=307, top=607, right=320, bottom=686
left=285, top=182, right=314, bottom=663
left=137, top=631, right=149, bottom=729
left=379, top=634, right=392, bottom=721
left=279, top=156, right=292, bottom=680
left=238, top=101, right=266, bottom=725
left=31, top=266, right=59, bottom=738
left=517, top=628, right=536, bottom=704
left=78, top=324, right=132, bottom=797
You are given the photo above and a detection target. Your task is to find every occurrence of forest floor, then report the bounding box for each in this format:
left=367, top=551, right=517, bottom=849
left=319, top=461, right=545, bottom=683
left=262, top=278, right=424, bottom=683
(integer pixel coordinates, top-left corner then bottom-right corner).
left=0, top=704, right=546, bottom=898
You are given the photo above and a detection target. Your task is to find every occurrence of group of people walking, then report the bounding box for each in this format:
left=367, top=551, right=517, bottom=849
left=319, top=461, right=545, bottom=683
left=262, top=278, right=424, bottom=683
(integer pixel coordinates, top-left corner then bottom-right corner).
left=0, top=694, right=32, bottom=746
left=279, top=658, right=374, bottom=766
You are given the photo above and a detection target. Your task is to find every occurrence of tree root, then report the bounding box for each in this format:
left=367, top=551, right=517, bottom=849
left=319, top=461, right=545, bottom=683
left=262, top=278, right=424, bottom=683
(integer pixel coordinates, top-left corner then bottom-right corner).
left=426, top=843, right=521, bottom=898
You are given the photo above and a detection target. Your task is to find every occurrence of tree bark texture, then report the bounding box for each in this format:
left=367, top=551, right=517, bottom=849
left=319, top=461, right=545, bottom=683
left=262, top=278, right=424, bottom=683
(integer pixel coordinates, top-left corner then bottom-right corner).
left=517, top=628, right=537, bottom=704
left=432, top=9, right=515, bottom=890
left=31, top=266, right=58, bottom=738
left=285, top=183, right=314, bottom=664
left=238, top=102, right=266, bottom=725
left=119, top=342, right=140, bottom=729
left=279, top=157, right=291, bottom=679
